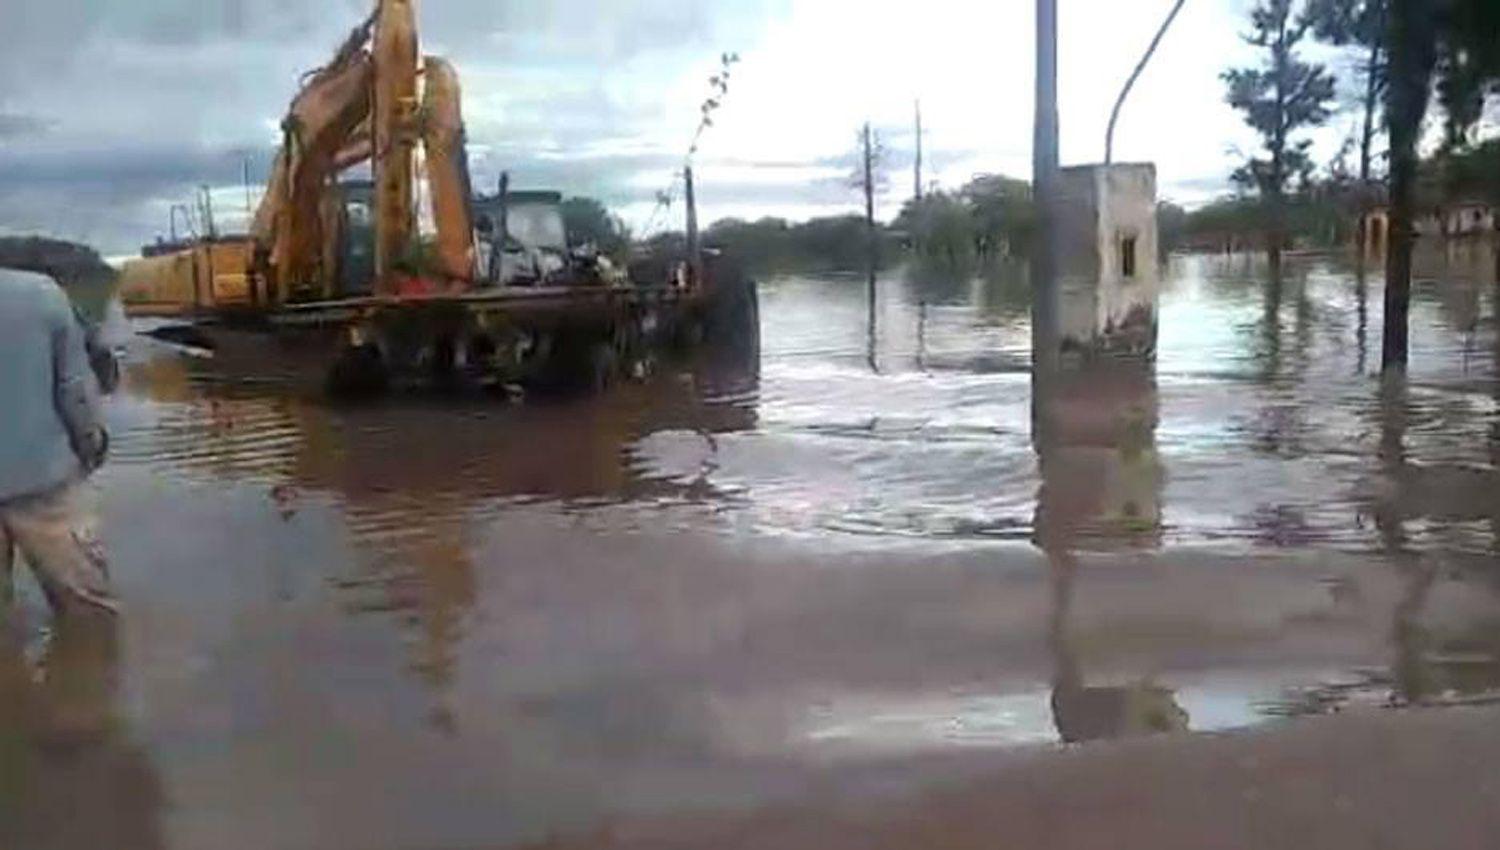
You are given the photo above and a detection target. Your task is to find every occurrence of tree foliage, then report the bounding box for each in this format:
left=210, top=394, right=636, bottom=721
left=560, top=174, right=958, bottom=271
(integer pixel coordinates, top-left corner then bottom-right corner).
left=889, top=173, right=1036, bottom=266
left=1306, top=0, right=1389, bottom=189
left=703, top=215, right=882, bottom=273
left=1379, top=0, right=1500, bottom=371
left=1433, top=0, right=1500, bottom=149
left=960, top=174, right=1035, bottom=253
left=560, top=196, right=631, bottom=262
left=893, top=192, right=977, bottom=264
left=1222, top=0, right=1339, bottom=208
left=1431, top=138, right=1500, bottom=205
left=1306, top=0, right=1388, bottom=48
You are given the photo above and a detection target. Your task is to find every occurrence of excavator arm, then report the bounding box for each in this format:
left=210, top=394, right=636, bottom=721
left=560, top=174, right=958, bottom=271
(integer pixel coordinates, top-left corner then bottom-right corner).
left=251, top=0, right=477, bottom=300
left=372, top=0, right=419, bottom=288
left=251, top=51, right=373, bottom=302
left=420, top=56, right=477, bottom=283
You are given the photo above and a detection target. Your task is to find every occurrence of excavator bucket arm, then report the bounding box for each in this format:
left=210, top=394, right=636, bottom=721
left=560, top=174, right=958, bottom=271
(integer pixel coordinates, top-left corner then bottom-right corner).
left=372, top=0, right=420, bottom=290
left=420, top=56, right=477, bottom=283
left=252, top=52, right=373, bottom=302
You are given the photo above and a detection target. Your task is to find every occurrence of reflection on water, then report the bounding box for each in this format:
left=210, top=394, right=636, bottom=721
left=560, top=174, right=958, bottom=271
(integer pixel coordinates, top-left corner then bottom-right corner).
left=53, top=244, right=1500, bottom=844
left=1035, top=354, right=1186, bottom=743
left=113, top=333, right=760, bottom=726
left=0, top=619, right=165, bottom=850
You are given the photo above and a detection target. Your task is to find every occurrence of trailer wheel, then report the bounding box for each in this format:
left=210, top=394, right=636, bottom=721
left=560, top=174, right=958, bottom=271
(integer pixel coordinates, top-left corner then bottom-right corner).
left=326, top=344, right=389, bottom=399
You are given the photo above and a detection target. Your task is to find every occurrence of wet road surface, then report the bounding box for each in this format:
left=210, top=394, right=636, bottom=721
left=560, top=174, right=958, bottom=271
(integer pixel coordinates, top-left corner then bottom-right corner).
left=4, top=247, right=1500, bottom=848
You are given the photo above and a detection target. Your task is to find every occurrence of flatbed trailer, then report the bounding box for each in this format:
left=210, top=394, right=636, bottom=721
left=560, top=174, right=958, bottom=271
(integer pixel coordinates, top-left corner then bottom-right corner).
left=265, top=281, right=700, bottom=328
left=138, top=260, right=755, bottom=397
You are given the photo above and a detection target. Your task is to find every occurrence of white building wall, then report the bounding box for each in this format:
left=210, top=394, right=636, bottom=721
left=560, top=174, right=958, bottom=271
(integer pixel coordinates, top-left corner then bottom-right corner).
left=1095, top=164, right=1159, bottom=348
left=1054, top=163, right=1160, bottom=357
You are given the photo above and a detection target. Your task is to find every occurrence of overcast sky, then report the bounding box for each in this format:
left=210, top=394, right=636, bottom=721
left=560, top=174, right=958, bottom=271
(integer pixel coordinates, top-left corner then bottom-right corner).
left=0, top=0, right=1377, bottom=256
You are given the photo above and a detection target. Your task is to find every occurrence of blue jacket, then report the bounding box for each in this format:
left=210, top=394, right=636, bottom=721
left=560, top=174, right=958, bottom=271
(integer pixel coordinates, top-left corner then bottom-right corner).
left=0, top=269, right=107, bottom=503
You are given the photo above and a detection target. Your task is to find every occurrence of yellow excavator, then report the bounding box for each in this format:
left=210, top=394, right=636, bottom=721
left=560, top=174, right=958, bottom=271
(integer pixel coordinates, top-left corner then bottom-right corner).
left=250, top=0, right=475, bottom=303
left=120, top=0, right=475, bottom=313
left=119, top=0, right=753, bottom=396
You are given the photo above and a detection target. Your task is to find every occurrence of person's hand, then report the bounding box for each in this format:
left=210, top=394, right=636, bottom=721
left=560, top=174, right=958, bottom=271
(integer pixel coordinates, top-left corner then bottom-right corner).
left=79, top=427, right=109, bottom=473
left=88, top=344, right=120, bottom=396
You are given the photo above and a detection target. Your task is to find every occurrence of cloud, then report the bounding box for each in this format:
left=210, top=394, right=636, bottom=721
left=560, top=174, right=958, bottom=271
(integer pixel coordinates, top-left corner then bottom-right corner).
left=0, top=0, right=790, bottom=252
left=0, top=112, right=52, bottom=139
left=0, top=0, right=1348, bottom=253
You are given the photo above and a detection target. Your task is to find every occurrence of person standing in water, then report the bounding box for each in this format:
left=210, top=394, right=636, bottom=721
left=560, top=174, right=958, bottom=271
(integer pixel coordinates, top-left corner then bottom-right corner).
left=0, top=268, right=115, bottom=617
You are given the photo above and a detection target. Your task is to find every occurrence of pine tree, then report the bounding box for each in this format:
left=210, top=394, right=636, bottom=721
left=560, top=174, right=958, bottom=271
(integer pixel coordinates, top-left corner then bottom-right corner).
left=1222, top=0, right=1338, bottom=270
left=1306, top=0, right=1389, bottom=224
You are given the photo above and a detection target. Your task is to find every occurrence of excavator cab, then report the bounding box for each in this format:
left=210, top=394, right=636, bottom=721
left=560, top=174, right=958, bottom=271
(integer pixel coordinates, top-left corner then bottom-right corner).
left=335, top=181, right=377, bottom=296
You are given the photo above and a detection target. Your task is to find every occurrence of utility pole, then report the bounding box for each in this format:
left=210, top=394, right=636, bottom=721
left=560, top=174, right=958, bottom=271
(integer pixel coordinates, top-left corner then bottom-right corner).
left=200, top=184, right=218, bottom=241
left=1033, top=0, right=1060, bottom=349
left=243, top=156, right=254, bottom=224
left=1032, top=0, right=1061, bottom=435
left=498, top=171, right=510, bottom=242
left=1033, top=0, right=1059, bottom=194
left=862, top=122, right=876, bottom=243
left=914, top=100, right=924, bottom=201
left=862, top=121, right=879, bottom=373
left=684, top=164, right=702, bottom=286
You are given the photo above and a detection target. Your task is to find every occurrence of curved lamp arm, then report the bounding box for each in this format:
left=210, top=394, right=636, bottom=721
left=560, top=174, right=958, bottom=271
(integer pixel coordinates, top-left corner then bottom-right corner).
left=1106, top=0, right=1188, bottom=165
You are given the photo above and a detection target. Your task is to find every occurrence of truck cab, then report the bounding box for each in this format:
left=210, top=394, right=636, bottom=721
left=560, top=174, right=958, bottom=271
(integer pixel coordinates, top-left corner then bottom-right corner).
left=472, top=190, right=568, bottom=287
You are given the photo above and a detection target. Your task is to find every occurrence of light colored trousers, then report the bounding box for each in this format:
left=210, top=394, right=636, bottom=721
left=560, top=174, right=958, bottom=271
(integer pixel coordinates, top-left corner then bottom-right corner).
left=0, top=484, right=117, bottom=616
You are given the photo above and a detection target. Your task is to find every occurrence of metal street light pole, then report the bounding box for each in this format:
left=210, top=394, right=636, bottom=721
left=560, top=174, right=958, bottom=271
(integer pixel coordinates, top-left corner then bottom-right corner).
left=1032, top=0, right=1061, bottom=391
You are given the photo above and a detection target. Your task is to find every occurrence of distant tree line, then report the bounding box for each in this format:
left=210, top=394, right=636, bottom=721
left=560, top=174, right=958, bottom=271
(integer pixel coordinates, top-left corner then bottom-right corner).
left=1170, top=137, right=1500, bottom=254
left=701, top=215, right=883, bottom=273
left=893, top=174, right=1036, bottom=266
left=638, top=174, right=1039, bottom=276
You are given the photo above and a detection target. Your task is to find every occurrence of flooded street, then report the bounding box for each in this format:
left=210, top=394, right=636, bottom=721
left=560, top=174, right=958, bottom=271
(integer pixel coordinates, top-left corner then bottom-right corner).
left=8, top=249, right=1500, bottom=849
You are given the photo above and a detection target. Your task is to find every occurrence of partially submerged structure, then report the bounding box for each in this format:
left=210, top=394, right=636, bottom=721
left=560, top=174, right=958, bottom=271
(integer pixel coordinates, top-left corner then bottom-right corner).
left=1055, top=163, right=1159, bottom=358
left=1361, top=200, right=1499, bottom=254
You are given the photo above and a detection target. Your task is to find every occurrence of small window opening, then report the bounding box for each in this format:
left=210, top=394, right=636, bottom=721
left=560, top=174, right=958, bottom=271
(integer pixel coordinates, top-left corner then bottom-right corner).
left=1121, top=235, right=1137, bottom=279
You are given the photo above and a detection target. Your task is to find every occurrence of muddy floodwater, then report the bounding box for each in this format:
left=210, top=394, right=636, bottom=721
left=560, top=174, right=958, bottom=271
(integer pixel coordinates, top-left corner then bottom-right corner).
left=6, top=249, right=1500, bottom=849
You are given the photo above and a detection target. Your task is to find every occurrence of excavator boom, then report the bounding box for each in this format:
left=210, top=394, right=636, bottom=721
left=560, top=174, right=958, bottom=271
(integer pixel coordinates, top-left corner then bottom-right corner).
left=421, top=56, right=476, bottom=282
left=251, top=0, right=477, bottom=301
left=372, top=0, right=419, bottom=289
left=251, top=53, right=373, bottom=301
